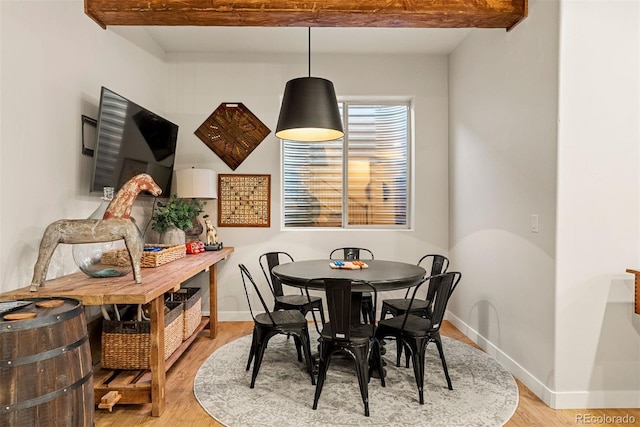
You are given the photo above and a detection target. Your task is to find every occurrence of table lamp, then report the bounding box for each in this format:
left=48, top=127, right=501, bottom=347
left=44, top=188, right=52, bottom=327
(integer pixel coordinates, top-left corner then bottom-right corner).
left=176, top=168, right=219, bottom=248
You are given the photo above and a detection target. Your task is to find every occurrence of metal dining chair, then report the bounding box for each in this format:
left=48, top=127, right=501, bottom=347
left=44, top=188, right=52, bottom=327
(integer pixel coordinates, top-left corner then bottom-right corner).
left=305, top=277, right=385, bottom=417
left=239, top=263, right=315, bottom=388
left=375, top=271, right=462, bottom=404
left=380, top=254, right=449, bottom=320
left=259, top=251, right=326, bottom=326
left=329, top=247, right=375, bottom=324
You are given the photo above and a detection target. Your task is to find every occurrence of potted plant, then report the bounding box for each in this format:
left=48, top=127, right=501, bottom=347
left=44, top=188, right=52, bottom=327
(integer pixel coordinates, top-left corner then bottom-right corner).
left=151, top=194, right=205, bottom=245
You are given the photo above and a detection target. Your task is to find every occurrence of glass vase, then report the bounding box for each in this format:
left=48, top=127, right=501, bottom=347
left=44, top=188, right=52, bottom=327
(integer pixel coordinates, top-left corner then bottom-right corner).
left=72, top=187, right=141, bottom=278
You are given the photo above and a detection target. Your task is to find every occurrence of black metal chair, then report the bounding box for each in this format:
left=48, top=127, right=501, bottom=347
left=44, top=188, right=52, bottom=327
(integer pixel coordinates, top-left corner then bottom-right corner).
left=306, top=278, right=385, bottom=417
left=239, top=263, right=315, bottom=388
left=374, top=271, right=462, bottom=404
left=259, top=251, right=326, bottom=326
left=380, top=254, right=449, bottom=366
left=380, top=254, right=449, bottom=320
left=329, top=247, right=375, bottom=324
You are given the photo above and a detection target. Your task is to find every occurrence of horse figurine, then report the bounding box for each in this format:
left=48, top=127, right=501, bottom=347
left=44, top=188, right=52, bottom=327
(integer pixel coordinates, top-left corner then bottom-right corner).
left=204, top=215, right=218, bottom=245
left=30, top=174, right=162, bottom=291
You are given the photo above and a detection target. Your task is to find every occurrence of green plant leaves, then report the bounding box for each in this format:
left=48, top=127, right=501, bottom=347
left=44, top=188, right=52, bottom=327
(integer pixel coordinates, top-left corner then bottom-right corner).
left=151, top=194, right=205, bottom=233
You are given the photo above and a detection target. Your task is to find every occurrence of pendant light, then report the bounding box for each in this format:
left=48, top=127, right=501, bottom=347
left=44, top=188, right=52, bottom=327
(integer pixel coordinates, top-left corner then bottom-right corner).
left=275, top=28, right=344, bottom=142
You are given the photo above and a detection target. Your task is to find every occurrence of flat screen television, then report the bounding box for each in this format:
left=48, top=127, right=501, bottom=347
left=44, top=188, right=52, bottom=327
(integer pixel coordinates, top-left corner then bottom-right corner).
left=90, top=87, right=178, bottom=197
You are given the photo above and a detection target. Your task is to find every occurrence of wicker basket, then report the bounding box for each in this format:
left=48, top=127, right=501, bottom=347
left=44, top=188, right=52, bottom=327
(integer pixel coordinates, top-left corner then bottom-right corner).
left=141, top=244, right=186, bottom=267
left=101, top=302, right=183, bottom=370
left=101, top=244, right=186, bottom=268
left=167, top=287, right=202, bottom=340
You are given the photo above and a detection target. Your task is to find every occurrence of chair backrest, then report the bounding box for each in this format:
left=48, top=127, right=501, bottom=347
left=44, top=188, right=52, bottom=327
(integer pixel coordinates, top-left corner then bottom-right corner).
left=239, top=263, right=276, bottom=324
left=418, top=254, right=449, bottom=277
left=414, top=254, right=450, bottom=300
left=329, top=247, right=374, bottom=261
left=306, top=278, right=377, bottom=339
left=259, top=251, right=294, bottom=298
left=428, top=271, right=461, bottom=331
left=401, top=271, right=462, bottom=332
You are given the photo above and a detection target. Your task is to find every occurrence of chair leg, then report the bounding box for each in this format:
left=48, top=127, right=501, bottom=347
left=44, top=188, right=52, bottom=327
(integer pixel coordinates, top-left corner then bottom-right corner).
left=246, top=328, right=257, bottom=371
left=298, top=327, right=316, bottom=385
left=250, top=343, right=267, bottom=388
left=312, top=344, right=333, bottom=410
left=250, top=329, right=277, bottom=388
left=408, top=338, right=427, bottom=404
left=433, top=335, right=453, bottom=390
left=361, top=300, right=374, bottom=324
left=293, top=334, right=303, bottom=362
left=369, top=340, right=386, bottom=388
left=352, top=345, right=371, bottom=417
left=404, top=342, right=411, bottom=368
left=395, top=339, right=411, bottom=368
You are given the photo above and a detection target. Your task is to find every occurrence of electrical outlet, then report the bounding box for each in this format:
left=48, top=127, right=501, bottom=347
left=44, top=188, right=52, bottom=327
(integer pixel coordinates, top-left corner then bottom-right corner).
left=531, top=214, right=539, bottom=233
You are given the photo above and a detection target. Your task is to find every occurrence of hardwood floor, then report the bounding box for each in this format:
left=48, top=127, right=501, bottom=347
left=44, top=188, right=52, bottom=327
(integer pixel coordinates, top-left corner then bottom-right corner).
left=95, top=321, right=640, bottom=426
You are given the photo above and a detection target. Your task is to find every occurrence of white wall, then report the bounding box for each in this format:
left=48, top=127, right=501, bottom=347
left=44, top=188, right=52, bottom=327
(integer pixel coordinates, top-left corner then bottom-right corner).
left=448, top=0, right=559, bottom=405
left=555, top=0, right=640, bottom=408
left=0, top=1, right=168, bottom=293
left=450, top=0, right=640, bottom=409
left=165, top=52, right=451, bottom=319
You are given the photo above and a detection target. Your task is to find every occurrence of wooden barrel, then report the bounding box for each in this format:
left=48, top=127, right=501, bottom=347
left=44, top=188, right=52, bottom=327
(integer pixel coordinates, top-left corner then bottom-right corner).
left=0, top=298, right=94, bottom=426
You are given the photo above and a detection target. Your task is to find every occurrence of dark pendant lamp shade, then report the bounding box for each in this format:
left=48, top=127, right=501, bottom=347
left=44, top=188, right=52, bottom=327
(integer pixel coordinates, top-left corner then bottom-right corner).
left=276, top=77, right=343, bottom=141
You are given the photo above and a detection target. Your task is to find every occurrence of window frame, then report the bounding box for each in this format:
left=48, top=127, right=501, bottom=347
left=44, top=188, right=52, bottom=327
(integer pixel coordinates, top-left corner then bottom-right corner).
left=280, top=98, right=413, bottom=230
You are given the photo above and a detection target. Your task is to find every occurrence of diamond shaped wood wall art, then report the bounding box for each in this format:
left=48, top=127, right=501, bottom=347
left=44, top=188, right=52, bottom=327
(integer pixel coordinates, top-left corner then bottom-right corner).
left=195, top=103, right=271, bottom=170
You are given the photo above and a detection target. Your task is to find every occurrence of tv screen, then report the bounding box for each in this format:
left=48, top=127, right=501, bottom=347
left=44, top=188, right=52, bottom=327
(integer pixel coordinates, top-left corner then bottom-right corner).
left=90, top=87, right=178, bottom=197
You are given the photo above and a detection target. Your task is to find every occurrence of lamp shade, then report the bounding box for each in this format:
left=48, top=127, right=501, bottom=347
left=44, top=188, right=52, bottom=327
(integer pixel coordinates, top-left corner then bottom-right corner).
left=275, top=77, right=344, bottom=142
left=176, top=168, right=217, bottom=199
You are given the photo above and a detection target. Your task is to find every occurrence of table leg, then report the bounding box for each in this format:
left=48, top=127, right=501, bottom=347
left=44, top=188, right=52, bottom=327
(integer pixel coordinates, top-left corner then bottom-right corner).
left=150, top=296, right=166, bottom=416
left=209, top=263, right=218, bottom=339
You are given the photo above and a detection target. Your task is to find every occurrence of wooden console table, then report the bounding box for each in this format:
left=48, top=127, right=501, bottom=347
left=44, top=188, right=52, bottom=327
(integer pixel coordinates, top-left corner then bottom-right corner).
left=0, top=247, right=233, bottom=417
left=626, top=269, right=640, bottom=314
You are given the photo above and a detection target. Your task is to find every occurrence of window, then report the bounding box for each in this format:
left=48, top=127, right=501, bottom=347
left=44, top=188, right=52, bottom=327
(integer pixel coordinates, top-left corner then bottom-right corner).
left=282, top=101, right=410, bottom=228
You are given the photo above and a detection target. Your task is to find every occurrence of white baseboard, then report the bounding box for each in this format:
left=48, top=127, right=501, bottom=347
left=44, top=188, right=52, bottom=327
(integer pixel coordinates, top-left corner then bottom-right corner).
left=446, top=312, right=640, bottom=409
left=445, top=311, right=555, bottom=407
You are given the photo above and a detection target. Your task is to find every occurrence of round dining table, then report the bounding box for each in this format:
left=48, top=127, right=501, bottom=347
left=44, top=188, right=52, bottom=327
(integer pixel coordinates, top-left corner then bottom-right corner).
left=272, top=259, right=426, bottom=378
left=272, top=259, right=426, bottom=292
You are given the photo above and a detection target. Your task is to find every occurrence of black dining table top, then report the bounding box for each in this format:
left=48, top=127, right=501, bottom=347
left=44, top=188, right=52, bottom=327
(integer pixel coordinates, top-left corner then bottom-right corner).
left=271, top=259, right=426, bottom=292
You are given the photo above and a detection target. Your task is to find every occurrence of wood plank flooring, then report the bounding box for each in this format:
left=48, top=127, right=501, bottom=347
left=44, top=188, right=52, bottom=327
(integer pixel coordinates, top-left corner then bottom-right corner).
left=95, top=321, right=640, bottom=426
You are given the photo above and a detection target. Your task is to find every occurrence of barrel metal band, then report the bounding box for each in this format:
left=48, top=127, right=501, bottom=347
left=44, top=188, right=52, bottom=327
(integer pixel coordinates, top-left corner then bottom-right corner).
left=0, top=303, right=83, bottom=332
left=0, top=334, right=89, bottom=368
left=2, top=370, right=93, bottom=412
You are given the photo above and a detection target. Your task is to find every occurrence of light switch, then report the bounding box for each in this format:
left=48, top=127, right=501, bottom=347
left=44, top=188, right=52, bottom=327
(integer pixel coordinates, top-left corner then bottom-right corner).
left=531, top=214, right=539, bottom=233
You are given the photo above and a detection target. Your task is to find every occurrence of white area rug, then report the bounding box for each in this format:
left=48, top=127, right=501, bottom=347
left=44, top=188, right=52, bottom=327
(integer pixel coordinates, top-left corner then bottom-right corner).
left=194, top=332, right=518, bottom=426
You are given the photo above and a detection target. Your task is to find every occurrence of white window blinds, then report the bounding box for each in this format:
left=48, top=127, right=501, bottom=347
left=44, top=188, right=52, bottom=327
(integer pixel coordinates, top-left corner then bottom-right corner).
left=283, top=102, right=410, bottom=228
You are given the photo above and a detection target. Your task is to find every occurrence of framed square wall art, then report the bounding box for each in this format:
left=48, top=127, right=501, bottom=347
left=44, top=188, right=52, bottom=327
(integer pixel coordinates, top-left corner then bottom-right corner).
left=218, top=174, right=270, bottom=227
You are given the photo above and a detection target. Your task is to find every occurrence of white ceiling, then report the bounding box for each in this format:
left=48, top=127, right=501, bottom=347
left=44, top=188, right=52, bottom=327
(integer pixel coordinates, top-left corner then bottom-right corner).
left=115, top=26, right=472, bottom=55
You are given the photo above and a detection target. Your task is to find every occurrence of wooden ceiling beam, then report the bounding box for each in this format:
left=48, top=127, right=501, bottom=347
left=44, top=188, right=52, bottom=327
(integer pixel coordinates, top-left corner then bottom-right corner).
left=84, top=0, right=527, bottom=31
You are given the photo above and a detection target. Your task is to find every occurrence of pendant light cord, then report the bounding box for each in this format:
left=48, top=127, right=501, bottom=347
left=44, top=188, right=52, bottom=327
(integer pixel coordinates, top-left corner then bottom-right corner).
left=308, top=27, right=311, bottom=78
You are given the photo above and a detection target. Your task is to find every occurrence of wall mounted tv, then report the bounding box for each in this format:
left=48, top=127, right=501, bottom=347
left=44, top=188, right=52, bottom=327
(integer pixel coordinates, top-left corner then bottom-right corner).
left=90, top=87, right=178, bottom=197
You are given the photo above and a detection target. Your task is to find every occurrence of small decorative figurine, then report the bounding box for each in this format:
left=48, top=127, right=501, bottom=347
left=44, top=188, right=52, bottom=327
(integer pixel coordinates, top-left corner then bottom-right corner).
left=204, top=215, right=218, bottom=245
left=29, top=174, right=162, bottom=291
left=203, top=215, right=223, bottom=251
